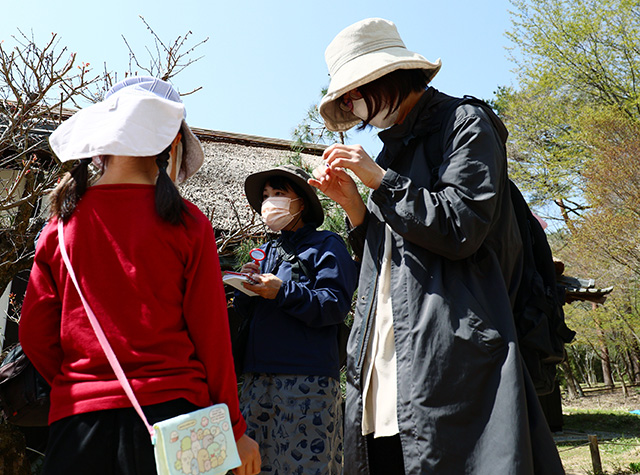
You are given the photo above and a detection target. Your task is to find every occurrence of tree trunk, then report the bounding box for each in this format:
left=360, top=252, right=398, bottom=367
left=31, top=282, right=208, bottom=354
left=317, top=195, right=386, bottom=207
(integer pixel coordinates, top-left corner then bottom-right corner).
left=622, top=350, right=635, bottom=387
left=587, top=353, right=597, bottom=386
left=630, top=344, right=640, bottom=384
left=598, top=340, right=614, bottom=389
left=593, top=303, right=614, bottom=389
left=561, top=357, right=583, bottom=399
left=570, top=347, right=590, bottom=387
left=621, top=371, right=629, bottom=398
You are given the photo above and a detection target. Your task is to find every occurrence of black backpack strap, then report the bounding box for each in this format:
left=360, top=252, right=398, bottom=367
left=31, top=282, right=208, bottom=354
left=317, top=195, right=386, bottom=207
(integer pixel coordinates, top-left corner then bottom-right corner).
left=275, top=239, right=312, bottom=283
left=402, top=94, right=468, bottom=188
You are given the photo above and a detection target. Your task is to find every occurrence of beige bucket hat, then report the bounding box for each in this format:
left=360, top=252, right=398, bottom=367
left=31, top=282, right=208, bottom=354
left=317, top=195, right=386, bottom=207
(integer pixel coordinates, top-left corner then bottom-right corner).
left=49, top=76, right=204, bottom=183
left=319, top=18, right=442, bottom=132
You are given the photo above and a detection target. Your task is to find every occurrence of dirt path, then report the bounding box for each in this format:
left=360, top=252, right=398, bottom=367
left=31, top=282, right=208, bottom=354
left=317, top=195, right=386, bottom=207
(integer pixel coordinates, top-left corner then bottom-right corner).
left=563, top=388, right=640, bottom=412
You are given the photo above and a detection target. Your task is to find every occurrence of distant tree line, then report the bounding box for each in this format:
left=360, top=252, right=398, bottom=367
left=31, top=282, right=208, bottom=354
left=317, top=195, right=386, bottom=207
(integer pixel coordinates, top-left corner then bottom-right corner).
left=496, top=0, right=640, bottom=396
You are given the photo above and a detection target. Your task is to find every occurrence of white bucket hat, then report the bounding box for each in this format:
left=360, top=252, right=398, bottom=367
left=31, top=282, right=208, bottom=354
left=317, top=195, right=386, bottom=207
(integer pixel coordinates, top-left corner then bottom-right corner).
left=49, top=76, right=204, bottom=183
left=319, top=18, right=442, bottom=132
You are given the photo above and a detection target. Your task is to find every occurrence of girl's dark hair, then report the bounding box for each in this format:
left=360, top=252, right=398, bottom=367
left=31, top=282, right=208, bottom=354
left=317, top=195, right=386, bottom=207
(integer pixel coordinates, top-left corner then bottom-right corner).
left=265, top=176, right=311, bottom=223
left=50, top=158, right=92, bottom=222
left=356, top=68, right=430, bottom=130
left=155, top=143, right=188, bottom=225
left=50, top=136, right=188, bottom=225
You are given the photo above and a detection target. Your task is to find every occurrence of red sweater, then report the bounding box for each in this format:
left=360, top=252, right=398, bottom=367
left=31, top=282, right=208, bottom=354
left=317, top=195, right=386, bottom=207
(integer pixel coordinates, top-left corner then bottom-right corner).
left=19, top=184, right=246, bottom=440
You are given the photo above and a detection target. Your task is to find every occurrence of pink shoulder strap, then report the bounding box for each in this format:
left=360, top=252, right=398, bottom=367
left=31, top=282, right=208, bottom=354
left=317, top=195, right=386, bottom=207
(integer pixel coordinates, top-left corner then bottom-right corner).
left=57, top=219, right=155, bottom=439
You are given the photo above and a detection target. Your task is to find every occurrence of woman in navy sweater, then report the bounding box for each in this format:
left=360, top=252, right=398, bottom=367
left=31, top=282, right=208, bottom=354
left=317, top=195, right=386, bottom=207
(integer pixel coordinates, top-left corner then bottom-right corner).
left=233, top=164, right=358, bottom=474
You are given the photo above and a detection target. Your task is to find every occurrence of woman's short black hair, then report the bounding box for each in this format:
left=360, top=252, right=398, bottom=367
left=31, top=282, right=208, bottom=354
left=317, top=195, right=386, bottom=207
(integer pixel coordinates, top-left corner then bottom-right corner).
left=356, top=68, right=429, bottom=129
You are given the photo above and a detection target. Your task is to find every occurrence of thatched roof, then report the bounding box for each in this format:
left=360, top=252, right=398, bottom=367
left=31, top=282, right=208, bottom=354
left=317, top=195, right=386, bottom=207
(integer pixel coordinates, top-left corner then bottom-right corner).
left=180, top=129, right=326, bottom=232
left=3, top=104, right=328, bottom=234
left=2, top=103, right=327, bottom=232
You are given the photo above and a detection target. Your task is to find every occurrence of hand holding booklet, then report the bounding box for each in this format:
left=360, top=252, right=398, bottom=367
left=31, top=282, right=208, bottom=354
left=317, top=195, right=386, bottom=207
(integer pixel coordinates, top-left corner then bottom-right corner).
left=222, top=271, right=259, bottom=297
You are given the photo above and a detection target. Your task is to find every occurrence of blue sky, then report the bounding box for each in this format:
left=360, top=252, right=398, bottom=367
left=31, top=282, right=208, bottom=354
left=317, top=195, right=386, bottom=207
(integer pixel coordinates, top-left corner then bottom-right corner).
left=1, top=0, right=517, bottom=155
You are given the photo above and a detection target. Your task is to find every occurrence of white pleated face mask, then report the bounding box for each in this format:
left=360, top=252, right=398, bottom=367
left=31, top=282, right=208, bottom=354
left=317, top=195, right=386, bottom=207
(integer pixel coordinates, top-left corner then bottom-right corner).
left=261, top=197, right=302, bottom=232
left=351, top=98, right=399, bottom=129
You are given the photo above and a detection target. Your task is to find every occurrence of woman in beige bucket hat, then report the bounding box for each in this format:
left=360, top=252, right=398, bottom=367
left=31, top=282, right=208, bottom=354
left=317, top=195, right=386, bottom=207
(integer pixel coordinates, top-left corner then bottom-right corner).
left=310, top=18, right=564, bottom=475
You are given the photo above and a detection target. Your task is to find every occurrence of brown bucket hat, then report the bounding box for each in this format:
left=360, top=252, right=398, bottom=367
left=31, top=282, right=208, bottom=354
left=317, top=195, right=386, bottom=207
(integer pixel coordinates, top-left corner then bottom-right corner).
left=244, top=164, right=324, bottom=226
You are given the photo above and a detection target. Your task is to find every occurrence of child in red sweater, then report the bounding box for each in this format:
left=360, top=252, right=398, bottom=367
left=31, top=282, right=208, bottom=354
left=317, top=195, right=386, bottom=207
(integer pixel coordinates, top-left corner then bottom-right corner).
left=19, top=77, right=260, bottom=475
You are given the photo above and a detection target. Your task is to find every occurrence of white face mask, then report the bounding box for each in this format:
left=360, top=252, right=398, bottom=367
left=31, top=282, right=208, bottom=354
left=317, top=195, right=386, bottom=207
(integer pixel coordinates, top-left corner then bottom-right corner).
left=351, top=98, right=400, bottom=129
left=166, top=141, right=183, bottom=184
left=261, top=197, right=302, bottom=232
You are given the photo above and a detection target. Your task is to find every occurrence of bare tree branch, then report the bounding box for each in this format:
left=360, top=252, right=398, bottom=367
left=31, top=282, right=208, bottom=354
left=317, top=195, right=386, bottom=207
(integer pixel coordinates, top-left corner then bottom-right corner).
left=121, top=16, right=208, bottom=92
left=1, top=22, right=207, bottom=293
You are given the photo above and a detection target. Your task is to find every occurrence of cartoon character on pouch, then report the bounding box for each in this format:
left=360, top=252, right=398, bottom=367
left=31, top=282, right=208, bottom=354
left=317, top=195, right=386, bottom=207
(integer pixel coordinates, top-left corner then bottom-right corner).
left=173, top=420, right=229, bottom=473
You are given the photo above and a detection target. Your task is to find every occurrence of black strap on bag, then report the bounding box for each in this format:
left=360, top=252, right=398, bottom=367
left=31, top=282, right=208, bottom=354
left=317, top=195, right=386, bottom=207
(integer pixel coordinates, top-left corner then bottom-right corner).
left=231, top=318, right=250, bottom=379
left=0, top=344, right=50, bottom=427
left=273, top=239, right=311, bottom=283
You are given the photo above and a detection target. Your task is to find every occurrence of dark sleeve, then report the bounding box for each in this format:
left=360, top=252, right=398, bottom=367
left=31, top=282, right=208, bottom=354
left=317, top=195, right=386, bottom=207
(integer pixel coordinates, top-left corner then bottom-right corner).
left=370, top=109, right=505, bottom=260
left=346, top=211, right=370, bottom=261
left=232, top=289, right=256, bottom=319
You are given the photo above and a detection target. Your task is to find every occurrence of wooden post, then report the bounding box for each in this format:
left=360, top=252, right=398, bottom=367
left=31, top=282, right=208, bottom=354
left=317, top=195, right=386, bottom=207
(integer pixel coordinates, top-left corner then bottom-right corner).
left=588, top=434, right=603, bottom=475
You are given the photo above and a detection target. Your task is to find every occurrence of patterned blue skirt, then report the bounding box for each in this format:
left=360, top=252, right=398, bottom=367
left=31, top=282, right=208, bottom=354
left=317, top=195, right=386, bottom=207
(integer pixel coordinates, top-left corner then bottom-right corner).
left=239, top=373, right=343, bottom=475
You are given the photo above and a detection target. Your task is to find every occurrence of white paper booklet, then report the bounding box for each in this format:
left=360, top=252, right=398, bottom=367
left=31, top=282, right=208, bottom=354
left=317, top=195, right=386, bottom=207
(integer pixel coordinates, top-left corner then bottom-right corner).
left=222, top=272, right=258, bottom=297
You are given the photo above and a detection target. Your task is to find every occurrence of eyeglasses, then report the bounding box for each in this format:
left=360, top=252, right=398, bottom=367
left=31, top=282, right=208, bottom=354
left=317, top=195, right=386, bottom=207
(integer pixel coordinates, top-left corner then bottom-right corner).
left=339, top=89, right=363, bottom=112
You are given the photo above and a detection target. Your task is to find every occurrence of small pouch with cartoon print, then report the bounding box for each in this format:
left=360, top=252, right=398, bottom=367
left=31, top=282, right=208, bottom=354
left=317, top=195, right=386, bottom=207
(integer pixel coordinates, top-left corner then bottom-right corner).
left=153, top=404, right=240, bottom=475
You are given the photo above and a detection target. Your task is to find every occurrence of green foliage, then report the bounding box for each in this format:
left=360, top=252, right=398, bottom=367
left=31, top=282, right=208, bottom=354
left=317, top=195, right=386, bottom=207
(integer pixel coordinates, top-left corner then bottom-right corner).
left=494, top=86, right=587, bottom=213
left=501, top=2, right=640, bottom=383
left=501, top=0, right=640, bottom=223
left=555, top=109, right=640, bottom=375
left=571, top=108, right=640, bottom=277
left=291, top=86, right=348, bottom=147
left=507, top=0, right=640, bottom=117
left=562, top=284, right=640, bottom=390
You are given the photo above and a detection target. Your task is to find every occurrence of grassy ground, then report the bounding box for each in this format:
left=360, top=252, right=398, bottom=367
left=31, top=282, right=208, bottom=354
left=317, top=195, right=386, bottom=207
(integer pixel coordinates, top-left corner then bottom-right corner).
left=558, top=386, right=640, bottom=474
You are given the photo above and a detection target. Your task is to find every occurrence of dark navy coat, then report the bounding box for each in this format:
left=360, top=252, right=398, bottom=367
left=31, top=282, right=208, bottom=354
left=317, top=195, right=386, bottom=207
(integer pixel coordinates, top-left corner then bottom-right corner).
left=344, top=88, right=564, bottom=474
